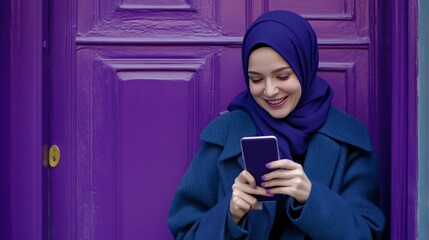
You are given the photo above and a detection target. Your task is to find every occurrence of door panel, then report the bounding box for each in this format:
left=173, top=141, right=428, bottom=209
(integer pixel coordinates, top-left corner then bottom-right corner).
left=74, top=46, right=224, bottom=238
left=50, top=0, right=375, bottom=239
left=270, top=0, right=369, bottom=41
left=76, top=0, right=247, bottom=40
left=319, top=48, right=370, bottom=126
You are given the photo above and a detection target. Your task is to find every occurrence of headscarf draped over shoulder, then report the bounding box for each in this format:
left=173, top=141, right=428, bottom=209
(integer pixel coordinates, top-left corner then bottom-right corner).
left=228, top=10, right=334, bottom=158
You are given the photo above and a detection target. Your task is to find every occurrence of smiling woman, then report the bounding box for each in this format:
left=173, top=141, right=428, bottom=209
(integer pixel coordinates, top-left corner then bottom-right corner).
left=168, top=10, right=385, bottom=239
left=247, top=47, right=302, bottom=119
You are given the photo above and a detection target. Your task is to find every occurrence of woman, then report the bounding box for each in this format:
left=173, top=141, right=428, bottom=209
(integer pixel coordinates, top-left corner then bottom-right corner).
left=168, top=10, right=385, bottom=239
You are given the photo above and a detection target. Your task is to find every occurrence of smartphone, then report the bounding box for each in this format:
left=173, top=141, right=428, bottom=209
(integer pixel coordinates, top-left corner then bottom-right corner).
left=240, top=136, right=282, bottom=201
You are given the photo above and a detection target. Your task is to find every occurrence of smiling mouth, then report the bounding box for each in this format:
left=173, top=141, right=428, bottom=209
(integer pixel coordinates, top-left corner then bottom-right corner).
left=265, top=96, right=287, bottom=106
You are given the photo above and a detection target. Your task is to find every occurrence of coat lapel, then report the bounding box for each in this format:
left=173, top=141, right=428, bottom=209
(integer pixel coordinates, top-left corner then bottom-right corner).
left=304, top=132, right=340, bottom=186
left=282, top=133, right=340, bottom=240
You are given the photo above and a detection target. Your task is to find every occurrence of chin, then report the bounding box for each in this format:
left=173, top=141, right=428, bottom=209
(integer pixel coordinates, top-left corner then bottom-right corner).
left=267, top=111, right=289, bottom=119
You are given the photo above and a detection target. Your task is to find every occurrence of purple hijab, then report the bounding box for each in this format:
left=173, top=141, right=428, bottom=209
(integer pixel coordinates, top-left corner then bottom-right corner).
left=228, top=10, right=334, bottom=159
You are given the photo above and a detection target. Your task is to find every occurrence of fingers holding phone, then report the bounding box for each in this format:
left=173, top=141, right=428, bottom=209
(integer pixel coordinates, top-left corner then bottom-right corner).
left=229, top=170, right=273, bottom=223
left=240, top=136, right=284, bottom=201
left=262, top=159, right=312, bottom=204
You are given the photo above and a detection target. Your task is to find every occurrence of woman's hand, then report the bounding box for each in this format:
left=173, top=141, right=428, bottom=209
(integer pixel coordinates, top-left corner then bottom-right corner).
left=261, top=159, right=311, bottom=204
left=229, top=170, right=273, bottom=224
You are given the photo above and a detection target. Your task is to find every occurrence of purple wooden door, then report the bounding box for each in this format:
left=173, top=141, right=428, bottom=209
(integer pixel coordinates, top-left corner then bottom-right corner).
left=49, top=0, right=376, bottom=239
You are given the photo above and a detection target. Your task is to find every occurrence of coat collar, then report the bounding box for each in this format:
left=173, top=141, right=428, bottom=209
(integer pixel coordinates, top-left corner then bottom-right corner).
left=200, top=106, right=372, bottom=165
left=200, top=110, right=257, bottom=162
left=319, top=106, right=373, bottom=152
left=304, top=132, right=340, bottom=184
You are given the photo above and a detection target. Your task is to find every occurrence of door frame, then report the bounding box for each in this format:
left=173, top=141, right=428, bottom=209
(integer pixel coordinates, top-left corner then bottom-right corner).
left=0, top=0, right=48, bottom=239
left=0, top=0, right=419, bottom=239
left=374, top=0, right=419, bottom=239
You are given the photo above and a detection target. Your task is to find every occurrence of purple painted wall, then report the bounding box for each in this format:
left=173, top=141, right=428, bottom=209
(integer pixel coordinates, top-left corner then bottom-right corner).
left=0, top=0, right=12, bottom=237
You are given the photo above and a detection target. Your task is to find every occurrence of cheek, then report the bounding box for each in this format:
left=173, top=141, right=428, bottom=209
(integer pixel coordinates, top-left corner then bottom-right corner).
left=249, top=83, right=263, bottom=97
left=291, top=85, right=302, bottom=95
left=283, top=80, right=302, bottom=95
left=290, top=86, right=302, bottom=104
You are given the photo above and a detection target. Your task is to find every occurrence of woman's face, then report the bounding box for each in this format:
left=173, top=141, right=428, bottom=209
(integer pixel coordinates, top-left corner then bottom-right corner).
left=248, top=47, right=302, bottom=119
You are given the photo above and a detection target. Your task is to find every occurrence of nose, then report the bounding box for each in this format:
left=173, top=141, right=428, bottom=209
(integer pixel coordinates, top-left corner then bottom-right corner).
left=263, top=79, right=278, bottom=97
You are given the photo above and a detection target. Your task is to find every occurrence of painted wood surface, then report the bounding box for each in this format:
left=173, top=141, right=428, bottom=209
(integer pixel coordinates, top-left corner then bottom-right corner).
left=0, top=0, right=421, bottom=239
left=0, top=0, right=48, bottom=239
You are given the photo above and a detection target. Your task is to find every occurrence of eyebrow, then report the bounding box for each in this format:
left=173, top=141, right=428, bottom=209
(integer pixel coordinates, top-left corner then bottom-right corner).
left=248, top=67, right=292, bottom=75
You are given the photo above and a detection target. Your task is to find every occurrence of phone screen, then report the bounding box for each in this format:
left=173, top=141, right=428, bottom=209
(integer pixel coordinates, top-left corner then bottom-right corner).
left=240, top=136, right=282, bottom=201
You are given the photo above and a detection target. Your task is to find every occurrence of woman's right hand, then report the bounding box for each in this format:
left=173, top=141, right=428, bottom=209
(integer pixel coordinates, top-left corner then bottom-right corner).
left=229, top=170, right=273, bottom=224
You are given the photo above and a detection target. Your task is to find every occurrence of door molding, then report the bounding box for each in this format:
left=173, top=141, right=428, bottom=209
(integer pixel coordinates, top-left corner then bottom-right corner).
left=377, top=0, right=419, bottom=239
left=390, top=0, right=418, bottom=239
left=0, top=0, right=48, bottom=239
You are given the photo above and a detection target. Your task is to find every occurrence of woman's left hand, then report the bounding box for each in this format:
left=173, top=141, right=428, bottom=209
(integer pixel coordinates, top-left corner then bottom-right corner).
left=261, top=159, right=312, bottom=204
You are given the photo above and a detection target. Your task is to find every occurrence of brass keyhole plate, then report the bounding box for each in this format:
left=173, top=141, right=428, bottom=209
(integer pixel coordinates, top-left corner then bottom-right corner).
left=49, top=145, right=61, bottom=168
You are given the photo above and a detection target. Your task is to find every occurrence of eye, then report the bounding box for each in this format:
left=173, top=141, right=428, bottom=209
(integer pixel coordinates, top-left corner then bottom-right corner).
left=249, top=76, right=263, bottom=83
left=278, top=75, right=290, bottom=81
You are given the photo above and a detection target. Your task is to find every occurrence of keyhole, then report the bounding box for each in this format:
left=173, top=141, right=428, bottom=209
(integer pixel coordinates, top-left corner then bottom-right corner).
left=49, top=145, right=60, bottom=167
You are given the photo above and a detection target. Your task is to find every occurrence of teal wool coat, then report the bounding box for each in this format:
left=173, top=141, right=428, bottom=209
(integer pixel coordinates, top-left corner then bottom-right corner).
left=168, top=106, right=385, bottom=240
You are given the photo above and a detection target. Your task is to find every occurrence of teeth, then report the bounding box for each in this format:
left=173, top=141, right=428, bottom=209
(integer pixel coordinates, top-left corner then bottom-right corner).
left=268, top=97, right=286, bottom=105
